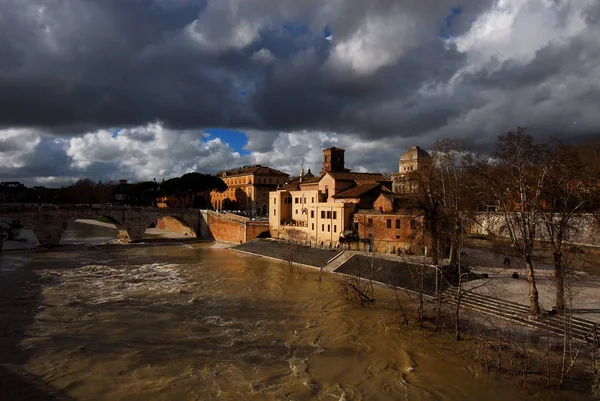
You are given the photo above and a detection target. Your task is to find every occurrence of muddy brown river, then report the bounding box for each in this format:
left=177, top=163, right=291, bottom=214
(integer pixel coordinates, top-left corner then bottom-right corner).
left=0, top=222, right=589, bottom=400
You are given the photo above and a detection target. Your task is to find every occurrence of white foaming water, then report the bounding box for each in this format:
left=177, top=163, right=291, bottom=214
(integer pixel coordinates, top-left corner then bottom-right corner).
left=42, top=262, right=188, bottom=304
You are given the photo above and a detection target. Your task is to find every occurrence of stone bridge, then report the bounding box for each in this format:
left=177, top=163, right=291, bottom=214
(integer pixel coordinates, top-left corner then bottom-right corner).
left=0, top=204, right=206, bottom=246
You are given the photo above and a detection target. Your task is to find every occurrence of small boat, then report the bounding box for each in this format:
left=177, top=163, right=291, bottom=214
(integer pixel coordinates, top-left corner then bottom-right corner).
left=0, top=218, right=39, bottom=251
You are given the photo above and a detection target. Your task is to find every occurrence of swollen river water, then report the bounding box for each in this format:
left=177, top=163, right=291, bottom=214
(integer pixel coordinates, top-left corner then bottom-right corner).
left=0, top=222, right=589, bottom=400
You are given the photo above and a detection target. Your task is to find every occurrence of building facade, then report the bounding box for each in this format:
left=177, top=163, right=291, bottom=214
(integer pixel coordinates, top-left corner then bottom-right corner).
left=391, top=146, right=432, bottom=194
left=269, top=147, right=391, bottom=247
left=353, top=193, right=431, bottom=255
left=211, top=166, right=289, bottom=215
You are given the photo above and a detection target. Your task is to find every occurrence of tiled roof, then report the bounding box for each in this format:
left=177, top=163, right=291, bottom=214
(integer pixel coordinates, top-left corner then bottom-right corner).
left=218, top=165, right=289, bottom=177
left=326, top=172, right=389, bottom=183
left=332, top=183, right=383, bottom=198
left=299, top=176, right=321, bottom=184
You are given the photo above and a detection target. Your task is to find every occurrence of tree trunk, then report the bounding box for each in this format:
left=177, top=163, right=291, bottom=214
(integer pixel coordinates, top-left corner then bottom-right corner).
left=449, top=235, right=458, bottom=265
left=429, top=221, right=439, bottom=266
left=554, top=251, right=565, bottom=310
left=455, top=292, right=462, bottom=340
left=525, top=255, right=541, bottom=316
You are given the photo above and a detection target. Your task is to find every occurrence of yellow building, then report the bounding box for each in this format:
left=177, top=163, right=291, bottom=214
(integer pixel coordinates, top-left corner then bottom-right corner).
left=269, top=147, right=391, bottom=247
left=211, top=165, right=289, bottom=215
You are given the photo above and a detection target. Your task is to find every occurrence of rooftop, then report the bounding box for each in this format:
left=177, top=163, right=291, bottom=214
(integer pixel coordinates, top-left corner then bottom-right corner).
left=400, top=146, right=431, bottom=162
left=218, top=165, right=289, bottom=177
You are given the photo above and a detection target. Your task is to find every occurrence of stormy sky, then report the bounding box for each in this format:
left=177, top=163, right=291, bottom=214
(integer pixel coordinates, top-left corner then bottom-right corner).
left=1, top=0, right=599, bottom=186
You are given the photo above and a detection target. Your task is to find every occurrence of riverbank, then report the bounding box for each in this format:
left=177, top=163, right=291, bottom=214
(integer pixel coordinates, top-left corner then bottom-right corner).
left=231, top=239, right=599, bottom=395
left=232, top=239, right=600, bottom=323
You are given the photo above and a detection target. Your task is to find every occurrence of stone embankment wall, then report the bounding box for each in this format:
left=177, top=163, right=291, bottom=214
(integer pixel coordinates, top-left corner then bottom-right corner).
left=470, top=212, right=600, bottom=248
left=205, top=211, right=269, bottom=244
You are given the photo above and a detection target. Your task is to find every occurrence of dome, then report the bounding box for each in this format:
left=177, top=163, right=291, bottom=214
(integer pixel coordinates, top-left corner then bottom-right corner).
left=400, top=146, right=430, bottom=162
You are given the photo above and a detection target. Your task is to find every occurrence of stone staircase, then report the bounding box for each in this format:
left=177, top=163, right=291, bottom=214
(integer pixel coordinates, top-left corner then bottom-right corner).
left=442, top=287, right=599, bottom=344
left=324, top=251, right=355, bottom=272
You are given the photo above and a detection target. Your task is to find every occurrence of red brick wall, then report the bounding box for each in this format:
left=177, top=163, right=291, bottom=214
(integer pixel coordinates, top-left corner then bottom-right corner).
left=156, top=216, right=196, bottom=236
left=246, top=222, right=270, bottom=241
left=206, top=211, right=269, bottom=244
left=353, top=212, right=431, bottom=254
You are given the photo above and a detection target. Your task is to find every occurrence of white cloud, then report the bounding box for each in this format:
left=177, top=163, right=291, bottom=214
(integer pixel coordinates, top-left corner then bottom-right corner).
left=248, top=131, right=417, bottom=176
left=327, top=10, right=420, bottom=75
left=0, top=129, right=41, bottom=168
left=65, top=123, right=254, bottom=181
left=185, top=0, right=269, bottom=52
left=453, top=0, right=591, bottom=65
left=251, top=48, right=276, bottom=64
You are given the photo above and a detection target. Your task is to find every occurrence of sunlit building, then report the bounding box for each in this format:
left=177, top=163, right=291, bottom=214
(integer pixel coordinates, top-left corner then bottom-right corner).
left=211, top=165, right=289, bottom=215
left=269, top=147, right=392, bottom=247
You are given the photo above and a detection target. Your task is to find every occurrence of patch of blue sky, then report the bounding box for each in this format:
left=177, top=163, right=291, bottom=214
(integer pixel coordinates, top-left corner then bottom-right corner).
left=323, top=26, right=333, bottom=41
left=112, top=129, right=121, bottom=138
left=439, top=5, right=463, bottom=39
left=203, top=128, right=250, bottom=156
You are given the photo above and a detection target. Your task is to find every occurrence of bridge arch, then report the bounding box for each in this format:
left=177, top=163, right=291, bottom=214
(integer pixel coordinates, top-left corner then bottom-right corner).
left=144, top=215, right=197, bottom=238
left=58, top=215, right=130, bottom=245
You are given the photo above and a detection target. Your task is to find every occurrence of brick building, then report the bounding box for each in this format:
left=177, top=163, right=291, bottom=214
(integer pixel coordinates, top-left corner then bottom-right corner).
left=269, top=147, right=392, bottom=247
left=353, top=193, right=431, bottom=255
left=211, top=165, right=289, bottom=215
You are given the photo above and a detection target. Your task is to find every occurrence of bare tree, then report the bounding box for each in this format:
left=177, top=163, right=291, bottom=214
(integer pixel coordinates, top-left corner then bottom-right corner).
left=559, top=279, right=595, bottom=387
left=541, top=143, right=588, bottom=310
left=283, top=228, right=304, bottom=274
left=478, top=128, right=551, bottom=316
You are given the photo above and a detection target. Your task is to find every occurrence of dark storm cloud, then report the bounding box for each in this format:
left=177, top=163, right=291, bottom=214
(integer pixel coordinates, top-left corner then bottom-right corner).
left=0, top=0, right=495, bottom=135
left=1, top=0, right=600, bottom=185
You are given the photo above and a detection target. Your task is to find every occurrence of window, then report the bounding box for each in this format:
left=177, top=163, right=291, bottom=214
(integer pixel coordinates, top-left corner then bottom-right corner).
left=303, top=197, right=306, bottom=203
left=311, top=211, right=314, bottom=218
left=354, top=222, right=359, bottom=231
left=321, top=224, right=324, bottom=231
left=295, top=198, right=299, bottom=204
left=334, top=225, right=337, bottom=233
left=274, top=210, right=276, bottom=216
left=379, top=207, right=383, bottom=212
left=321, top=211, right=325, bottom=218
left=396, top=219, right=401, bottom=229
left=295, top=209, right=298, bottom=214
left=410, top=219, right=417, bottom=230
left=386, top=219, right=392, bottom=229
left=368, top=218, right=373, bottom=227
left=326, top=211, right=331, bottom=219
left=312, top=223, right=315, bottom=230
left=396, top=235, right=400, bottom=239
left=269, top=178, right=272, bottom=183
left=327, top=225, right=330, bottom=232
left=333, top=211, right=337, bottom=219
left=312, top=197, right=314, bottom=203
left=274, top=198, right=276, bottom=204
